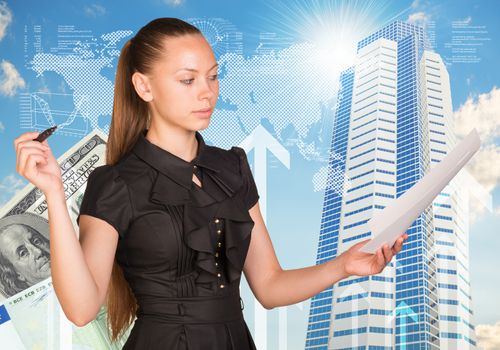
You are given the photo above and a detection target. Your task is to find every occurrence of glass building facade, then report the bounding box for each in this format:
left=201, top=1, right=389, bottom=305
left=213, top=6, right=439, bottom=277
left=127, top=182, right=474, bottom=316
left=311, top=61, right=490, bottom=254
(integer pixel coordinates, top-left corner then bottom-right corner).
left=305, top=21, right=476, bottom=350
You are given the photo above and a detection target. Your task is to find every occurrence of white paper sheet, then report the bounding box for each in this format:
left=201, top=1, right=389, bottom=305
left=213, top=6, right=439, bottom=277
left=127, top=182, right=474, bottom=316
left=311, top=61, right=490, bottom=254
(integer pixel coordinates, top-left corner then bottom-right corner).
left=359, top=128, right=481, bottom=254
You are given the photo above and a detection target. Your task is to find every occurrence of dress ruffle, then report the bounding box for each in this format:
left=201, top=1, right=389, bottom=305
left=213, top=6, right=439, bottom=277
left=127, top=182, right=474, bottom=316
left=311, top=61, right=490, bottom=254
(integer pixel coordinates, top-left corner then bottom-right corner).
left=149, top=148, right=255, bottom=286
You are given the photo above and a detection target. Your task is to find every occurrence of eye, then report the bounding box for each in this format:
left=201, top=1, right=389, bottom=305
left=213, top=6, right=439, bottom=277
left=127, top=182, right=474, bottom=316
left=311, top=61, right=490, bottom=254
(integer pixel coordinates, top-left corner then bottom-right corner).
left=17, top=245, right=29, bottom=259
left=180, top=78, right=194, bottom=85
left=209, top=74, right=218, bottom=81
left=32, top=237, right=42, bottom=246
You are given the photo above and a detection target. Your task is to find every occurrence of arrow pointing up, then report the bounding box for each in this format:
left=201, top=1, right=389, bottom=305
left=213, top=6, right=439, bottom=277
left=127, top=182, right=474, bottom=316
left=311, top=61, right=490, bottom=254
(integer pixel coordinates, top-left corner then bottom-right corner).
left=239, top=124, right=290, bottom=222
left=394, top=301, right=419, bottom=322
left=238, top=125, right=290, bottom=350
left=392, top=301, right=419, bottom=350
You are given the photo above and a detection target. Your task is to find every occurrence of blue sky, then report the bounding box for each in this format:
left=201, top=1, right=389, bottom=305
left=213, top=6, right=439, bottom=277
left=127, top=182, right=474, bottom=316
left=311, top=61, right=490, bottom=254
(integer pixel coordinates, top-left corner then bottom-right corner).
left=1, top=0, right=499, bottom=347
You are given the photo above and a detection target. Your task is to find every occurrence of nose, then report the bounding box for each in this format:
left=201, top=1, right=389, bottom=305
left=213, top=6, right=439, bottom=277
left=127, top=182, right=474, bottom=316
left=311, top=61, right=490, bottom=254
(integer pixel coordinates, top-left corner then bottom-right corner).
left=198, top=77, right=217, bottom=101
left=29, top=243, right=44, bottom=261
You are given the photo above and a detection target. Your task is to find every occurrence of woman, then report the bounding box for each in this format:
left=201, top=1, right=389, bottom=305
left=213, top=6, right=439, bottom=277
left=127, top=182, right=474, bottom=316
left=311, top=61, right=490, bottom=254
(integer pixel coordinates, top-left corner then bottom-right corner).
left=14, top=18, right=407, bottom=349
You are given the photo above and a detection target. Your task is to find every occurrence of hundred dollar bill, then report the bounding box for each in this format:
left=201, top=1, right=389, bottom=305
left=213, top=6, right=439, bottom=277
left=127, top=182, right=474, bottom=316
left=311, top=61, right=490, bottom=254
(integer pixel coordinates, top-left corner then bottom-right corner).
left=0, top=129, right=131, bottom=349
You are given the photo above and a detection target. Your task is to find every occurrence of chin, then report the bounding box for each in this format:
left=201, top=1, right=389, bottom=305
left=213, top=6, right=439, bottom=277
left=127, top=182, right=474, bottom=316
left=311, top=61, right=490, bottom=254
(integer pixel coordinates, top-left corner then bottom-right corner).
left=194, top=122, right=211, bottom=131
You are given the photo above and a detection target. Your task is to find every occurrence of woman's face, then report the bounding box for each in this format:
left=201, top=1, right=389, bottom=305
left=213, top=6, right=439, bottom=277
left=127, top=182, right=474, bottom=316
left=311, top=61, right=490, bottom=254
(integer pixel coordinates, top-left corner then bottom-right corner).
left=143, top=34, right=219, bottom=132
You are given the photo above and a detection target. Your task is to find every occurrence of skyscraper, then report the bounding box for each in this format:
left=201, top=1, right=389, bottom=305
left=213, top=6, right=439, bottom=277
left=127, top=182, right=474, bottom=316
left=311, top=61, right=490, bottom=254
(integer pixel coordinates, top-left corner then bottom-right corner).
left=305, top=21, right=476, bottom=350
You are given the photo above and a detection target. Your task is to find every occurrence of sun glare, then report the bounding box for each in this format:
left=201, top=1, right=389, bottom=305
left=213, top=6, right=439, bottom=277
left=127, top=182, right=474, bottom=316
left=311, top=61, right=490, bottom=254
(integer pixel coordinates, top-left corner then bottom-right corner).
left=260, top=0, right=395, bottom=80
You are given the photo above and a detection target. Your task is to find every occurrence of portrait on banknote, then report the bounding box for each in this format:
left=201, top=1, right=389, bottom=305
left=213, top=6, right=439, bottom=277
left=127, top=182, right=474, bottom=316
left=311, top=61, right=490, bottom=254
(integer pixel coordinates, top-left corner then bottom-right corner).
left=0, top=213, right=51, bottom=298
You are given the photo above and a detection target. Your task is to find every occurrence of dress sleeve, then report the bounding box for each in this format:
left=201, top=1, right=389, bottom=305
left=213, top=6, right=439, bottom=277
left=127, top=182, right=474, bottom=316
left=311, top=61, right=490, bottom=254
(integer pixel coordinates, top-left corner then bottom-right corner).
left=76, top=165, right=132, bottom=238
left=231, top=146, right=260, bottom=210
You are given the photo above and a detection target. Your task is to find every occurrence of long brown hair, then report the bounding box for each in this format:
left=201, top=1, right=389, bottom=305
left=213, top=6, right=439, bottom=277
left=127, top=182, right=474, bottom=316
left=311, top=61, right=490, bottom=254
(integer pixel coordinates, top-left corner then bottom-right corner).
left=104, top=17, right=202, bottom=342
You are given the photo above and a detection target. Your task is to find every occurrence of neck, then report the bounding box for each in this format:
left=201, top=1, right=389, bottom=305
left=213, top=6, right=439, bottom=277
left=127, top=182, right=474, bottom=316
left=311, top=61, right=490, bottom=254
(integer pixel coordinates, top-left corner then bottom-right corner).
left=145, top=124, right=198, bottom=163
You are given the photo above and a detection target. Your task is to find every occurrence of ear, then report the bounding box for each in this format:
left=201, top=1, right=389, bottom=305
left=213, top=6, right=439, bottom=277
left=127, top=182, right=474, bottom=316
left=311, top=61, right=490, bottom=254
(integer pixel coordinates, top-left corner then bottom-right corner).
left=131, top=71, right=154, bottom=102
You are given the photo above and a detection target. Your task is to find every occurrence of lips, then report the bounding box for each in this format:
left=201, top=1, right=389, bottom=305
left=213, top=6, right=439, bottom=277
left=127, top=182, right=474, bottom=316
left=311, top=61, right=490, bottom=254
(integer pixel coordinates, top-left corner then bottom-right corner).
left=194, top=108, right=211, bottom=113
left=38, top=257, right=50, bottom=270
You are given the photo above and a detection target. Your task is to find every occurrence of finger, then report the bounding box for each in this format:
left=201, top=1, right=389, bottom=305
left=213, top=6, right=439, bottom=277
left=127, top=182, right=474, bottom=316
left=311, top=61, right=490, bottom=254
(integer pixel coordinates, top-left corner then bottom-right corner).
left=24, top=153, right=49, bottom=178
left=19, top=148, right=47, bottom=176
left=41, top=140, right=55, bottom=157
left=383, top=244, right=393, bottom=264
left=376, top=247, right=385, bottom=266
left=18, top=148, right=47, bottom=175
left=15, top=137, right=48, bottom=162
left=17, top=144, right=48, bottom=168
left=14, top=131, right=42, bottom=150
left=392, top=236, right=404, bottom=254
left=18, top=141, right=48, bottom=155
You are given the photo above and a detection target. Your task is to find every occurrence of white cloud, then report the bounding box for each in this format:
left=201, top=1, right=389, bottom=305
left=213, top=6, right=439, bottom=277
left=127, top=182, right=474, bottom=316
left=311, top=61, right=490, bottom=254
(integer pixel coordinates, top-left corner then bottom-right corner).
left=454, top=87, right=500, bottom=144
left=0, top=1, right=12, bottom=42
left=476, top=322, right=500, bottom=350
left=0, top=60, right=26, bottom=96
left=453, top=86, right=500, bottom=222
left=464, top=144, right=500, bottom=193
left=410, top=0, right=434, bottom=10
left=407, top=12, right=431, bottom=28
left=0, top=173, right=26, bottom=207
left=83, top=4, right=106, bottom=18
left=0, top=121, right=4, bottom=132
left=163, top=0, right=183, bottom=6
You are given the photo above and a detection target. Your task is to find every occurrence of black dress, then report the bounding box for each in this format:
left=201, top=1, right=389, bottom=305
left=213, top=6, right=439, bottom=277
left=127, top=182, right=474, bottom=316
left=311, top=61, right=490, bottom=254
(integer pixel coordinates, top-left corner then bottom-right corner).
left=76, top=129, right=259, bottom=349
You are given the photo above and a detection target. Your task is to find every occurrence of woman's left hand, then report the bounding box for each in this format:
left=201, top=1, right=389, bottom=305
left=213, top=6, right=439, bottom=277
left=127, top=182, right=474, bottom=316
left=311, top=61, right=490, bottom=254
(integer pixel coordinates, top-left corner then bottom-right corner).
left=340, top=234, right=408, bottom=277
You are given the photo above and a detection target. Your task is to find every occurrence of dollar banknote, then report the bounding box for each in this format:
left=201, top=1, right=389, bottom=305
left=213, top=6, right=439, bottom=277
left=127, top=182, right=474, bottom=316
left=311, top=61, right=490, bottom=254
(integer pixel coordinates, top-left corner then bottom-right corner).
left=0, top=129, right=132, bottom=349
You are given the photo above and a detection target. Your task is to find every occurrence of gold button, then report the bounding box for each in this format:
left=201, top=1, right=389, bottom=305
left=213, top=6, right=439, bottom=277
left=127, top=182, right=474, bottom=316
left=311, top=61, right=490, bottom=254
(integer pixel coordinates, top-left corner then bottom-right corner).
left=193, top=165, right=197, bottom=168
left=215, top=262, right=218, bottom=266
left=217, top=229, right=222, bottom=234
left=218, top=242, right=222, bottom=247
left=220, top=284, right=225, bottom=288
left=217, top=273, right=221, bottom=277
left=215, top=252, right=219, bottom=257
left=215, top=219, right=220, bottom=223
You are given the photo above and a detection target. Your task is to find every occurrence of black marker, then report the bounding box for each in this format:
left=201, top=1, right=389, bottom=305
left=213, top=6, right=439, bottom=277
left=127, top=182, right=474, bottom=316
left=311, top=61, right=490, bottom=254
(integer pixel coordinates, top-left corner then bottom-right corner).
left=33, top=125, right=57, bottom=142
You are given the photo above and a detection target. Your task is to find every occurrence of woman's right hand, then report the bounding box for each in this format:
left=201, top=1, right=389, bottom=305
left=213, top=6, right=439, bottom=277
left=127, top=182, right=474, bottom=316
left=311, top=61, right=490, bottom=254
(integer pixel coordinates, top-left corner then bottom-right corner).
left=14, top=131, right=63, bottom=195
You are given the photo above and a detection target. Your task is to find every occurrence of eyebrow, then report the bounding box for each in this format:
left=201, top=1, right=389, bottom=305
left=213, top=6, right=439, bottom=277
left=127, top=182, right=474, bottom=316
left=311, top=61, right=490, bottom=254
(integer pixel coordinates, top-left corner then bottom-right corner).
left=176, top=63, right=219, bottom=73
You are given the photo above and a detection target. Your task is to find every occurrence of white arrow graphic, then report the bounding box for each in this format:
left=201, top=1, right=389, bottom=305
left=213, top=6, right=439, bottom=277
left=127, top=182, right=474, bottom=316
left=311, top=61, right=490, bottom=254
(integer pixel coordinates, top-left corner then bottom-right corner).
left=388, top=301, right=419, bottom=350
left=239, top=124, right=290, bottom=350
left=239, top=125, right=290, bottom=222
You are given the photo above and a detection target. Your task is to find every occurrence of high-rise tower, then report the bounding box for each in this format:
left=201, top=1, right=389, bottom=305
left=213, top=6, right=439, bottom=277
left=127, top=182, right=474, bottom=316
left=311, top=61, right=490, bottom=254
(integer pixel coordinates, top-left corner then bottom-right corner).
left=305, top=21, right=476, bottom=350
